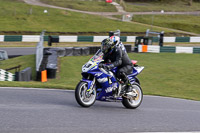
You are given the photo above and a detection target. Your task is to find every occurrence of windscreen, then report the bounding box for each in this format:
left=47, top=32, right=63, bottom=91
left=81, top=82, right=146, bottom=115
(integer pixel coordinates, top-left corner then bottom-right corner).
left=90, top=49, right=104, bottom=62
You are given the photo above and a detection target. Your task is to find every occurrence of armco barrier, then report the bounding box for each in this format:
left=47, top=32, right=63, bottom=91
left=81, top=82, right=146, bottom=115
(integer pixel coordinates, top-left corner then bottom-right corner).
left=0, top=50, right=8, bottom=60
left=1, top=35, right=200, bottom=43
left=15, top=67, right=32, bottom=81
left=138, top=45, right=200, bottom=54
left=193, top=47, right=200, bottom=53
left=160, top=46, right=176, bottom=53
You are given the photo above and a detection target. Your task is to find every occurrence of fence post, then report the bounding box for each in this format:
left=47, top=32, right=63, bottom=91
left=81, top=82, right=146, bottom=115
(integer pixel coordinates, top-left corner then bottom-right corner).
left=36, top=30, right=45, bottom=80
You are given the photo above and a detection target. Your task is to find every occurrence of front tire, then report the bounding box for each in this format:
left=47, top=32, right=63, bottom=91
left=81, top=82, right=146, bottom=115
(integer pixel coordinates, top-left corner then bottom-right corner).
left=122, top=83, right=143, bottom=109
left=75, top=81, right=96, bottom=107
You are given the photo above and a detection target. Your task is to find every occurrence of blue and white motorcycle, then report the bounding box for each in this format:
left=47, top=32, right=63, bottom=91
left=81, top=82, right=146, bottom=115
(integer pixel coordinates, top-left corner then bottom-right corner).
left=75, top=50, right=144, bottom=109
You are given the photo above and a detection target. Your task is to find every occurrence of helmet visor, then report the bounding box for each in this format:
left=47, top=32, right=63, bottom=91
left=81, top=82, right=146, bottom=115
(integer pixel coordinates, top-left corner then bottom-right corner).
left=101, top=43, right=109, bottom=54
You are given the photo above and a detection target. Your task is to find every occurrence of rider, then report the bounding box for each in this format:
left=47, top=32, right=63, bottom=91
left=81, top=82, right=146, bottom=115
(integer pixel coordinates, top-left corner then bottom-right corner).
left=100, top=38, right=133, bottom=95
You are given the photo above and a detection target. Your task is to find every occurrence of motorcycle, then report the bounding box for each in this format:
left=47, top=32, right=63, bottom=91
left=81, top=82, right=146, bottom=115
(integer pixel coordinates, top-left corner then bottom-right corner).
left=75, top=49, right=144, bottom=109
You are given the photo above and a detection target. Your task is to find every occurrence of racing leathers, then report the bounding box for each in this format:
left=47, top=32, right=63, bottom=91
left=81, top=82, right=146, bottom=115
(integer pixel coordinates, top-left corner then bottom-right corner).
left=102, top=46, right=133, bottom=92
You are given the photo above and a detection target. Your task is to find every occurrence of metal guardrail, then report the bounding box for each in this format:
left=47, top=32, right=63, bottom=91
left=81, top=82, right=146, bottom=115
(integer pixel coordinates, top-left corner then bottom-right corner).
left=36, top=30, right=45, bottom=71
left=0, top=50, right=8, bottom=60
left=5, top=65, right=21, bottom=72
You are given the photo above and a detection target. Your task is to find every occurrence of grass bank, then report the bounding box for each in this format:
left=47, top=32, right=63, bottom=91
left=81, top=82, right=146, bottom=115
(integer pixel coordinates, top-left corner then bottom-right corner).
left=123, top=1, right=200, bottom=12
left=0, top=0, right=175, bottom=34
left=40, top=0, right=117, bottom=12
left=0, top=53, right=200, bottom=101
left=133, top=15, right=200, bottom=34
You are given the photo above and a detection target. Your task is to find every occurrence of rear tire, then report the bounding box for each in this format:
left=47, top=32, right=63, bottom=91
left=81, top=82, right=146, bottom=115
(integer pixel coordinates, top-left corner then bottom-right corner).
left=75, top=81, right=96, bottom=107
left=122, top=83, right=143, bottom=109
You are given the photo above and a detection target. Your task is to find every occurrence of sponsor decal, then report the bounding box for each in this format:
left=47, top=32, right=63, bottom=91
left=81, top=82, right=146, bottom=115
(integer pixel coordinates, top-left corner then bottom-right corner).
left=97, top=77, right=108, bottom=83
left=105, top=87, right=113, bottom=93
left=95, top=73, right=103, bottom=77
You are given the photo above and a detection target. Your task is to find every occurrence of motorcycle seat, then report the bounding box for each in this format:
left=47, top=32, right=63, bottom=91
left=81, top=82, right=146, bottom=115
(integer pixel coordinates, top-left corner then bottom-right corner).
left=131, top=60, right=137, bottom=65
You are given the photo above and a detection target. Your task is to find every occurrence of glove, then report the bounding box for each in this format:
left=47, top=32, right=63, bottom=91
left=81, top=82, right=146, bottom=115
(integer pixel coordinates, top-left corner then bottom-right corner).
left=98, top=63, right=104, bottom=68
left=105, top=64, right=114, bottom=70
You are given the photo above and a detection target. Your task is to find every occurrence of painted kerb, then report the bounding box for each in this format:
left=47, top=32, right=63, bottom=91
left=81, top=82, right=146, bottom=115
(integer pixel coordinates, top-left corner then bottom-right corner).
left=138, top=45, right=200, bottom=54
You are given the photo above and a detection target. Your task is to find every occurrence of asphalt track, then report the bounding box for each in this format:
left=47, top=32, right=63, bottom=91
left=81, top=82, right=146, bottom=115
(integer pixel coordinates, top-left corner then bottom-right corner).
left=0, top=47, right=36, bottom=56
left=0, top=87, right=200, bottom=133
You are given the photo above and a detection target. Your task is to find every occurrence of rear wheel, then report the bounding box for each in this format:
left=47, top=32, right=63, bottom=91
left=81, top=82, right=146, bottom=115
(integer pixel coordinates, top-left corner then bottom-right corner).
left=122, top=83, right=143, bottom=109
left=75, top=81, right=96, bottom=107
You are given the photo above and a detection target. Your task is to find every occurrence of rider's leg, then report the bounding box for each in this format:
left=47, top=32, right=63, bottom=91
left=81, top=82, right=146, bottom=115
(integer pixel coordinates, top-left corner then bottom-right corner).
left=117, top=65, right=133, bottom=93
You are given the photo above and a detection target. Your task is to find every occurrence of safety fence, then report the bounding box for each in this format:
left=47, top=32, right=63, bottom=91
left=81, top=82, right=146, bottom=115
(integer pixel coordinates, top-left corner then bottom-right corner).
left=0, top=69, right=15, bottom=81
left=36, top=31, right=45, bottom=72
left=1, top=35, right=200, bottom=43
left=138, top=45, right=200, bottom=54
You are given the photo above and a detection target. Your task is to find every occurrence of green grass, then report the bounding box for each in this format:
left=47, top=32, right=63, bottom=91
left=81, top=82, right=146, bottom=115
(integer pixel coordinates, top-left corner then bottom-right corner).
left=40, top=0, right=117, bottom=12
left=123, top=1, right=200, bottom=12
left=0, top=0, right=174, bottom=33
left=0, top=53, right=200, bottom=101
left=133, top=15, right=200, bottom=34
left=0, top=55, right=36, bottom=79
left=0, top=0, right=199, bottom=35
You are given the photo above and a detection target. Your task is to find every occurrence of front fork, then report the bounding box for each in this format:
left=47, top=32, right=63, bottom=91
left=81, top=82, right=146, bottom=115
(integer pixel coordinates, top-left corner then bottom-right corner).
left=82, top=78, right=96, bottom=95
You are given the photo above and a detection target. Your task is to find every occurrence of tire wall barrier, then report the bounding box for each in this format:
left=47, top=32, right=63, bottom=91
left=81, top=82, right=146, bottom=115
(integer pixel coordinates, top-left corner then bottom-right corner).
left=1, top=35, right=200, bottom=43
left=138, top=45, right=200, bottom=54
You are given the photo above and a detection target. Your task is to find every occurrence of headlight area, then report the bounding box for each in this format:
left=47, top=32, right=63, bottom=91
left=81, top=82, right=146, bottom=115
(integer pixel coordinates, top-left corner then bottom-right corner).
left=81, top=73, right=94, bottom=80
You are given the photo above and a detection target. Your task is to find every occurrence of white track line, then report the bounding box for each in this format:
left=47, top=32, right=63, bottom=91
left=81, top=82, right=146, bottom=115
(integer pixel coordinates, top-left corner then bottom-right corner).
left=0, top=87, right=74, bottom=92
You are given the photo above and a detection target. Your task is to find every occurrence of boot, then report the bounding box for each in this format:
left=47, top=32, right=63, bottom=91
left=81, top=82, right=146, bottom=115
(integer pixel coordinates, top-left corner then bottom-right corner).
left=119, top=72, right=132, bottom=94
left=125, top=83, right=133, bottom=95
left=112, top=82, right=118, bottom=97
left=123, top=77, right=133, bottom=95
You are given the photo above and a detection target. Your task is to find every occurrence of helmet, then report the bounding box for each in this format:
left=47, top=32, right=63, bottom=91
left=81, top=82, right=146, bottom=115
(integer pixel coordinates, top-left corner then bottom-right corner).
left=110, top=36, right=120, bottom=46
left=101, top=38, right=114, bottom=54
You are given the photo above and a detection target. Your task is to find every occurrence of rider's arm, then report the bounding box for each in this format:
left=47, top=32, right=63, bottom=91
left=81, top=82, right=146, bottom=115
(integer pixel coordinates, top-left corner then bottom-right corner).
left=112, top=47, right=122, bottom=67
left=102, top=54, right=108, bottom=63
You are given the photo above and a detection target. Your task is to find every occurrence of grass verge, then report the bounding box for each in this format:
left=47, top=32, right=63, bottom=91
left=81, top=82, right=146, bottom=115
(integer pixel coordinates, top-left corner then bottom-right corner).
left=0, top=53, right=200, bottom=101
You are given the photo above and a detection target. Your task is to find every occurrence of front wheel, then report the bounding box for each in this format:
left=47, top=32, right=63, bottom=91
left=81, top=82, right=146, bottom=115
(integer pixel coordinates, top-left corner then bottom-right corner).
left=122, top=83, right=143, bottom=109
left=75, top=81, right=96, bottom=107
